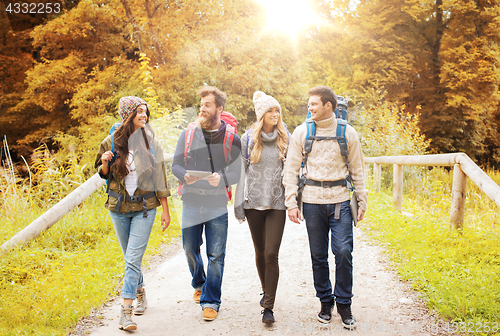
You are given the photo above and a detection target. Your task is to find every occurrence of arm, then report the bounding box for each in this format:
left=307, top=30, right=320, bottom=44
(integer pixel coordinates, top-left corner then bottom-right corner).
left=95, top=136, right=112, bottom=179
left=234, top=133, right=248, bottom=221
left=282, top=127, right=305, bottom=211
left=346, top=126, right=368, bottom=219
left=153, top=140, right=171, bottom=199
left=159, top=196, right=170, bottom=231
left=283, top=127, right=305, bottom=224
left=171, top=130, right=188, bottom=182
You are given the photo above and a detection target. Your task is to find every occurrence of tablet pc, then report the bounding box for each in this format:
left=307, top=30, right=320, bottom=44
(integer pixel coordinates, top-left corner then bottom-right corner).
left=186, top=170, right=213, bottom=179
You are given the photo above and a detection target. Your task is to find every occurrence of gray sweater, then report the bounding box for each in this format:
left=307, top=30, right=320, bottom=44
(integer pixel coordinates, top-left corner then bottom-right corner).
left=234, top=129, right=286, bottom=220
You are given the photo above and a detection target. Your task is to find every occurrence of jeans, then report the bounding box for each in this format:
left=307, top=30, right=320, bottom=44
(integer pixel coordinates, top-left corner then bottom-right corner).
left=109, top=208, right=156, bottom=300
left=182, top=205, right=228, bottom=311
left=303, top=201, right=353, bottom=305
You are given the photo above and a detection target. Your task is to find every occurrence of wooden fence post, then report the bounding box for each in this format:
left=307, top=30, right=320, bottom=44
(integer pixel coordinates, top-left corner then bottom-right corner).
left=393, top=164, right=403, bottom=212
left=450, top=163, right=467, bottom=230
left=374, top=163, right=381, bottom=193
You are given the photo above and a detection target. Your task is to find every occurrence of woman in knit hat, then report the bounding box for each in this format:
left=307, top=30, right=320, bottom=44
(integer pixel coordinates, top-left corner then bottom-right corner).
left=95, top=96, right=171, bottom=331
left=234, top=91, right=289, bottom=324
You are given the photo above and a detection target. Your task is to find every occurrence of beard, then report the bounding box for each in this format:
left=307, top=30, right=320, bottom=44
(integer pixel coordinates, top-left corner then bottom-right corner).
left=198, top=112, right=218, bottom=130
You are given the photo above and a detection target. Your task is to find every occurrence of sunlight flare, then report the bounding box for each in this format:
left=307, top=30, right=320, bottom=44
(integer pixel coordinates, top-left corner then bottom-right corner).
left=254, top=0, right=319, bottom=39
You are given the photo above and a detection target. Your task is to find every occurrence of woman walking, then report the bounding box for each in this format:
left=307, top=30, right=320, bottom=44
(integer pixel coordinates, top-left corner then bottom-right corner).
left=95, top=96, right=171, bottom=331
left=235, top=91, right=289, bottom=324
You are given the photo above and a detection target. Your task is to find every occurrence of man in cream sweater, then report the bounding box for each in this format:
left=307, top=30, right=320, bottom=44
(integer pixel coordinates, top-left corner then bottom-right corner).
left=283, top=86, right=368, bottom=329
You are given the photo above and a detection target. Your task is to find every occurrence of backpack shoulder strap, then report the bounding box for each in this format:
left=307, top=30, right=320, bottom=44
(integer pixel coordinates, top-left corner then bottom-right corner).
left=245, top=129, right=254, bottom=163
left=336, top=119, right=353, bottom=189
left=302, top=119, right=316, bottom=171
left=223, top=124, right=236, bottom=163
left=184, top=122, right=197, bottom=166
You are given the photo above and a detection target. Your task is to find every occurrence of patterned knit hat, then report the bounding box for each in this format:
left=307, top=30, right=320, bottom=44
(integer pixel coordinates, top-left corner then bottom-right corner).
left=253, top=91, right=281, bottom=121
left=118, top=96, right=148, bottom=122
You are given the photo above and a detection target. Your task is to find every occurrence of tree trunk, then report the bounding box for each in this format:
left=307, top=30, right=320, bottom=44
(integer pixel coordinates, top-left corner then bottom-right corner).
left=120, top=0, right=146, bottom=53
left=144, top=0, right=164, bottom=64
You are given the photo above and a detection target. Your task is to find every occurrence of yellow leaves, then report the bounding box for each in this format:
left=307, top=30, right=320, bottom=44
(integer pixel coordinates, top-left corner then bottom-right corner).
left=360, top=97, right=430, bottom=158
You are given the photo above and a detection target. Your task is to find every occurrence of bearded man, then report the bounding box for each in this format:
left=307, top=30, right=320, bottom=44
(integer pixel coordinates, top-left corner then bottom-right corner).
left=172, top=86, right=241, bottom=321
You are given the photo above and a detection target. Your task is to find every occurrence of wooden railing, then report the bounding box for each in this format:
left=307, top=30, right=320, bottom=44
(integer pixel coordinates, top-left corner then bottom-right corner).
left=3, top=152, right=499, bottom=252
left=0, top=154, right=174, bottom=253
left=364, top=153, right=500, bottom=229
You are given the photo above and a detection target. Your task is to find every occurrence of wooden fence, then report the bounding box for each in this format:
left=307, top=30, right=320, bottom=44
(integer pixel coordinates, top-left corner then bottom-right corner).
left=364, top=153, right=500, bottom=229
left=2, top=152, right=499, bottom=253
left=0, top=154, right=174, bottom=254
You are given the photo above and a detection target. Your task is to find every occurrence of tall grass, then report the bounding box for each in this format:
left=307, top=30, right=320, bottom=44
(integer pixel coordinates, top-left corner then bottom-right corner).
left=0, top=141, right=182, bottom=335
left=363, top=166, right=500, bottom=334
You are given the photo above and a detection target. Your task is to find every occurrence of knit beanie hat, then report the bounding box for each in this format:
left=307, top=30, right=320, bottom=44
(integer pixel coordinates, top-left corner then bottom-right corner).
left=253, top=91, right=281, bottom=121
left=118, top=96, right=148, bottom=122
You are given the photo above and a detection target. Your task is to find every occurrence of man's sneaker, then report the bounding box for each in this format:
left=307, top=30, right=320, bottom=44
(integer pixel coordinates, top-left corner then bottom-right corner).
left=119, top=304, right=137, bottom=331
left=262, top=308, right=275, bottom=324
left=260, top=293, right=265, bottom=307
left=202, top=307, right=218, bottom=321
left=336, top=303, right=357, bottom=329
left=133, top=289, right=148, bottom=315
left=193, top=289, right=202, bottom=303
left=317, top=300, right=334, bottom=323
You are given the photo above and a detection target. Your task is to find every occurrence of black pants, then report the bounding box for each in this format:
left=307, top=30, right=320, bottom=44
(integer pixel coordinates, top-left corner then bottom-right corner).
left=244, top=209, right=286, bottom=309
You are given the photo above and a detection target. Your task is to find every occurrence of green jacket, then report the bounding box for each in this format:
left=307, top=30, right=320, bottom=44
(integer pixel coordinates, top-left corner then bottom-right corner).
left=94, top=134, right=170, bottom=213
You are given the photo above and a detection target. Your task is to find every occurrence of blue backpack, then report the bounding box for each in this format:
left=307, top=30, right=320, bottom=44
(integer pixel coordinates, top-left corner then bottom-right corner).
left=301, top=96, right=353, bottom=190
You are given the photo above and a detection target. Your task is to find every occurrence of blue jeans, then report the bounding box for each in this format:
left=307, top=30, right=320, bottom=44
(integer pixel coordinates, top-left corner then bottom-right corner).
left=109, top=208, right=156, bottom=300
left=303, top=201, right=353, bottom=305
left=182, top=205, right=228, bottom=311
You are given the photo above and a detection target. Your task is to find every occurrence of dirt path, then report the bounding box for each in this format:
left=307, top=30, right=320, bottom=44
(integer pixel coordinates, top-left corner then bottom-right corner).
left=84, top=206, right=449, bottom=335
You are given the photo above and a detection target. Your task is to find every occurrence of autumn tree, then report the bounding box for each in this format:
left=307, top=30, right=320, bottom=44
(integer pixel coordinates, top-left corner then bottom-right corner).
left=306, top=0, right=500, bottom=165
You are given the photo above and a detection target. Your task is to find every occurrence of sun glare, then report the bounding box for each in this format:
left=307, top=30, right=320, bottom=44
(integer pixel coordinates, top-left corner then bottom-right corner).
left=254, top=0, right=319, bottom=39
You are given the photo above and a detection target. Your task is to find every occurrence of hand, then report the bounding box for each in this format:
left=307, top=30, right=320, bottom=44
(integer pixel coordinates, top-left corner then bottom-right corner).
left=101, top=151, right=114, bottom=167
left=357, top=208, right=365, bottom=222
left=161, top=211, right=171, bottom=232
left=184, top=173, right=200, bottom=185
left=205, top=172, right=221, bottom=187
left=288, top=207, right=302, bottom=224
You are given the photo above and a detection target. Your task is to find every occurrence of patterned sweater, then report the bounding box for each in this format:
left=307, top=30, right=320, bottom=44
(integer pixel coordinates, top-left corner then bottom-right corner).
left=234, top=129, right=287, bottom=221
left=282, top=116, right=368, bottom=211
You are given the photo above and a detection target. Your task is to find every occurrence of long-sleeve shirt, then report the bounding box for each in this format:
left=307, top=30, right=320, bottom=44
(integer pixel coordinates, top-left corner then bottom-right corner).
left=282, top=116, right=368, bottom=211
left=234, top=130, right=287, bottom=221
left=172, top=120, right=241, bottom=207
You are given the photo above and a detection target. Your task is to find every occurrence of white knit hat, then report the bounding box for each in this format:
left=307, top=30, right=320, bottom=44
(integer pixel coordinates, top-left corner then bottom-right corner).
left=253, top=91, right=281, bottom=121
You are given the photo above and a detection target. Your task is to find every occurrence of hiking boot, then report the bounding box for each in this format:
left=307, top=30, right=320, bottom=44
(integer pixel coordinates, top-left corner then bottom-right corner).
left=202, top=307, right=218, bottom=321
left=262, top=308, right=275, bottom=324
left=193, top=289, right=202, bottom=303
left=317, top=300, right=334, bottom=323
left=260, top=293, right=265, bottom=307
left=119, top=304, right=137, bottom=331
left=133, top=289, right=148, bottom=315
left=336, top=303, right=357, bottom=329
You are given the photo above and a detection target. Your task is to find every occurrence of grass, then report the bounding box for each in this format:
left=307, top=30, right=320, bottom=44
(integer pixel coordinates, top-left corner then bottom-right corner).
left=362, top=166, right=500, bottom=334
left=0, top=189, right=182, bottom=336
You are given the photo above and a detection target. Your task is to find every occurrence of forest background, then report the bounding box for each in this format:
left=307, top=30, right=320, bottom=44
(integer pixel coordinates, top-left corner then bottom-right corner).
left=1, top=0, right=500, bottom=171
left=1, top=1, right=500, bottom=335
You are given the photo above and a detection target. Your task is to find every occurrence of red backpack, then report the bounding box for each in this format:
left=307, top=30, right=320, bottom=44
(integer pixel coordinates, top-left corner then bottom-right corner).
left=178, top=111, right=238, bottom=200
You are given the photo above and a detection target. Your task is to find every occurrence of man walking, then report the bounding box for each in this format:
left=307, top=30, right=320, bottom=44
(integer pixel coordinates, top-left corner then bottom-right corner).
left=172, top=86, right=241, bottom=321
left=283, top=86, right=367, bottom=328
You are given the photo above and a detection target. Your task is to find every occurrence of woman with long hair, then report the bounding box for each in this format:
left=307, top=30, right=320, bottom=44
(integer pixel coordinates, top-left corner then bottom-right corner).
left=235, top=91, right=289, bottom=324
left=95, top=96, right=171, bottom=331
